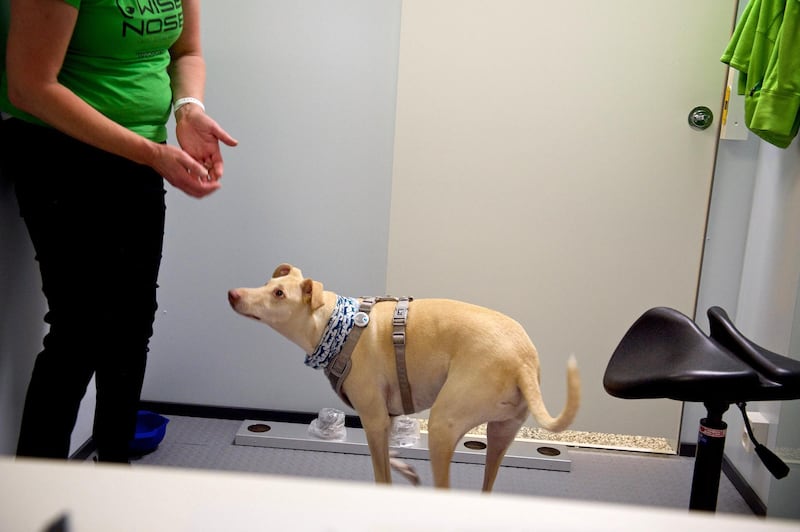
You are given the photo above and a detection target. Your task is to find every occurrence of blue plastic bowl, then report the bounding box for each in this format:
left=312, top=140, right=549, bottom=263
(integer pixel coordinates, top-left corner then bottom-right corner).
left=129, top=410, right=169, bottom=454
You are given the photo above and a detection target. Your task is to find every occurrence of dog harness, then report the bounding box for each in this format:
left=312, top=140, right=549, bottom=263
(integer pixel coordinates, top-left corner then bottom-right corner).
left=315, top=296, right=415, bottom=415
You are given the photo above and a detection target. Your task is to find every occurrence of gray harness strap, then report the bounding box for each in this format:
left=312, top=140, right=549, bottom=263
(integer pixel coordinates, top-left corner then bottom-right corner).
left=392, top=297, right=415, bottom=415
left=324, top=298, right=375, bottom=408
left=324, top=296, right=415, bottom=414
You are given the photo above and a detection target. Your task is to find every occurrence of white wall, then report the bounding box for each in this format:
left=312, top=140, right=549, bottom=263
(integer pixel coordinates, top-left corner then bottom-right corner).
left=728, top=139, right=800, bottom=508
left=385, top=0, right=734, bottom=440
left=688, top=134, right=759, bottom=443
left=140, top=1, right=402, bottom=413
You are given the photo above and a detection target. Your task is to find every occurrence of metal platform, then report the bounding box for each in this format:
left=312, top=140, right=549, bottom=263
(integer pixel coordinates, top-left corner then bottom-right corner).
left=234, top=420, right=571, bottom=472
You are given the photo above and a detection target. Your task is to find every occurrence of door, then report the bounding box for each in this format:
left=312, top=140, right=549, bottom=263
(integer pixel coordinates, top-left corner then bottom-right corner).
left=387, top=0, right=737, bottom=449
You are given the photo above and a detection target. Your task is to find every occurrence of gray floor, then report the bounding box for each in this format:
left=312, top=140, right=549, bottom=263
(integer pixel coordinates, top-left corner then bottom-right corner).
left=132, top=415, right=754, bottom=516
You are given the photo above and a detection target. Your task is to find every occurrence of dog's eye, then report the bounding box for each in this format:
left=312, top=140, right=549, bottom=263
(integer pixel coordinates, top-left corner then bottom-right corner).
left=274, top=289, right=284, bottom=298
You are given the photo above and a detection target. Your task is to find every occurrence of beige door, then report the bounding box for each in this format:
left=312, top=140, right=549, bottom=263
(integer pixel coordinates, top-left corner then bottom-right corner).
left=387, top=0, right=737, bottom=449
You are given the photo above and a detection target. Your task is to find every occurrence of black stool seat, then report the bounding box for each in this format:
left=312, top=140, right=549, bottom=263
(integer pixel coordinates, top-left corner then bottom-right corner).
left=603, top=307, right=800, bottom=403
left=603, top=305, right=799, bottom=512
left=707, top=306, right=800, bottom=394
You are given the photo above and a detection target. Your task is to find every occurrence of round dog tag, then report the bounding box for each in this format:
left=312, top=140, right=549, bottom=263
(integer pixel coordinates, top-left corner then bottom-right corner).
left=354, top=312, right=370, bottom=327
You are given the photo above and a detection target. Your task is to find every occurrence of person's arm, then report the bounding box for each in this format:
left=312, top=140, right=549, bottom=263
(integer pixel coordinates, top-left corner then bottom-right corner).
left=5, top=0, right=222, bottom=198
left=168, top=0, right=238, bottom=182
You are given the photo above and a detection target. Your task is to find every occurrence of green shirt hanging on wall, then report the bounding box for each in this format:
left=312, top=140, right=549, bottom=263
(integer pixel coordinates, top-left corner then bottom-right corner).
left=721, top=0, right=800, bottom=149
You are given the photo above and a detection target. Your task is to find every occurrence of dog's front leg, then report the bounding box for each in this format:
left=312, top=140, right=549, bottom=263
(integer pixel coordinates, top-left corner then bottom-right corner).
left=362, top=416, right=393, bottom=484
left=352, top=394, right=393, bottom=484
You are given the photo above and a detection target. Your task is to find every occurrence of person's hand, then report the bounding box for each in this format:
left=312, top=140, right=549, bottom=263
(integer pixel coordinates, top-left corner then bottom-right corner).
left=175, top=105, right=238, bottom=181
left=151, top=142, right=222, bottom=198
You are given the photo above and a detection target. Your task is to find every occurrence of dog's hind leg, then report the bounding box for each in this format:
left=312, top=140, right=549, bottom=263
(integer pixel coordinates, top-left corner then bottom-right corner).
left=483, top=414, right=526, bottom=492
left=426, top=417, right=463, bottom=489
left=427, top=386, right=487, bottom=489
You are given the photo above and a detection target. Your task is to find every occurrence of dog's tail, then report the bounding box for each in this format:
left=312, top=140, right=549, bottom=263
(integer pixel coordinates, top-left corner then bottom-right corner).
left=519, top=355, right=580, bottom=433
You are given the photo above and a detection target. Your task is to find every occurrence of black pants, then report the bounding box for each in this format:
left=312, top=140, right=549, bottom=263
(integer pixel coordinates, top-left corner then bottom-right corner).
left=4, top=119, right=166, bottom=463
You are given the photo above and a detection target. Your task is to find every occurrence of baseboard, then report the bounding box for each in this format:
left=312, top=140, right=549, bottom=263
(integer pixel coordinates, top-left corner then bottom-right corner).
left=678, top=442, right=696, bottom=457
left=722, top=455, right=767, bottom=516
left=69, top=401, right=363, bottom=461
left=70, top=439, right=96, bottom=461
left=138, top=400, right=364, bottom=429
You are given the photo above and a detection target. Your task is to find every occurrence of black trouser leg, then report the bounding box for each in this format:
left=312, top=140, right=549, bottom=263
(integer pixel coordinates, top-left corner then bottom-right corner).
left=7, top=119, right=166, bottom=462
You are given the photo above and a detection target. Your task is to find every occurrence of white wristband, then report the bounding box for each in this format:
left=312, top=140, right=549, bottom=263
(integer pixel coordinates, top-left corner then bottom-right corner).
left=173, top=97, right=205, bottom=114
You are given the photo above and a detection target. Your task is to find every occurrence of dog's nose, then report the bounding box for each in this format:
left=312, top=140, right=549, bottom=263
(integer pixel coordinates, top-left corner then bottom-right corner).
left=228, top=289, right=240, bottom=306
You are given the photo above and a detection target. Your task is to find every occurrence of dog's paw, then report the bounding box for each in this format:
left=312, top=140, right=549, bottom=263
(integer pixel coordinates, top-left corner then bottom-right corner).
left=389, top=451, right=421, bottom=486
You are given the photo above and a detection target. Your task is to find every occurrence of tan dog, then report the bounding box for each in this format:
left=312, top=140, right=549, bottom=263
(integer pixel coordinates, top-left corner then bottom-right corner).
left=228, top=263, right=580, bottom=491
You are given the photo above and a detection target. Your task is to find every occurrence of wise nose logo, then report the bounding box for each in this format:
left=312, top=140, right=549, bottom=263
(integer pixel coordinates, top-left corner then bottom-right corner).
left=117, top=0, right=184, bottom=37
left=116, top=0, right=140, bottom=18
left=116, top=0, right=182, bottom=18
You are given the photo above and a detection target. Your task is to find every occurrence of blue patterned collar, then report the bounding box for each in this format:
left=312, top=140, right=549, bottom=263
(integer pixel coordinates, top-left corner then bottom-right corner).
left=305, top=296, right=360, bottom=370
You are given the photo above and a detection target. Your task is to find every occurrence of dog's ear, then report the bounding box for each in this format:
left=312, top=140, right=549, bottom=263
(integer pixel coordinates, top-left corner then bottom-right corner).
left=272, top=263, right=294, bottom=279
left=301, top=278, right=325, bottom=310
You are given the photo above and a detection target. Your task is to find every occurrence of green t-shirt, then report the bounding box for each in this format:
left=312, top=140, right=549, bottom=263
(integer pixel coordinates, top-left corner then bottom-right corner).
left=721, top=0, right=800, bottom=149
left=0, top=0, right=183, bottom=142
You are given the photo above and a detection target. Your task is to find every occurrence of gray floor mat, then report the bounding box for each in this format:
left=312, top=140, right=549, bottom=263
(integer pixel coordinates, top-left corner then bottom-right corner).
left=132, top=415, right=753, bottom=515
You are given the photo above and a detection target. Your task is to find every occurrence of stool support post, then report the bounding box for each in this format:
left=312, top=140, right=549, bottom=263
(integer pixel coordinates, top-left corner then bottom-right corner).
left=689, top=402, right=729, bottom=512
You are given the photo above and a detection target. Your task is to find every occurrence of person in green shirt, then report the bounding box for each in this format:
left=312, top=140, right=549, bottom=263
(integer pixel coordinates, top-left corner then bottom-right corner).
left=1, top=0, right=238, bottom=463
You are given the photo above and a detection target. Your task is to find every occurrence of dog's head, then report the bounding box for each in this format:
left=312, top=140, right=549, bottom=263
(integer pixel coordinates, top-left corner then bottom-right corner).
left=227, top=263, right=325, bottom=328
